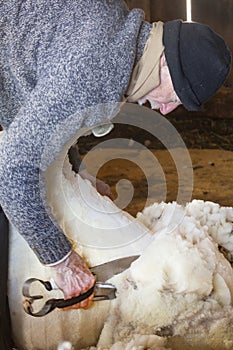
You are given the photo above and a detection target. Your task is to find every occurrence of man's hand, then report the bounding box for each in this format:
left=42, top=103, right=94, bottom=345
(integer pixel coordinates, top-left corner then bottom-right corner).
left=79, top=169, right=114, bottom=200
left=50, top=251, right=95, bottom=310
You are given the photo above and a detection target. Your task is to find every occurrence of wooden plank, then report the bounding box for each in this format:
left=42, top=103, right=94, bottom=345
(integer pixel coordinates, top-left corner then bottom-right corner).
left=125, top=0, right=151, bottom=21
left=170, top=87, right=233, bottom=119
left=150, top=0, right=186, bottom=22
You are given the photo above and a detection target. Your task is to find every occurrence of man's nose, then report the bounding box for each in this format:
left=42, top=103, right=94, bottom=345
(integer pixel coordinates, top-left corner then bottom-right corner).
left=159, top=102, right=180, bottom=115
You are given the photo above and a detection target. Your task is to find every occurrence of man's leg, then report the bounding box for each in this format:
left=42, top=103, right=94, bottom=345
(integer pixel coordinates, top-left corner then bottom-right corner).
left=0, top=206, right=15, bottom=350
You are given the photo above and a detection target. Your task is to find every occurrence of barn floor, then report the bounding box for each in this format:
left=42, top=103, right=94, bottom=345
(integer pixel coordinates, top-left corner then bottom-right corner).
left=78, top=110, right=233, bottom=217
left=83, top=148, right=233, bottom=217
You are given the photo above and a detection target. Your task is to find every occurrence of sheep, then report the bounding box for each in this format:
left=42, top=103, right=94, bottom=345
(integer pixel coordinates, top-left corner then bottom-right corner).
left=8, top=153, right=233, bottom=350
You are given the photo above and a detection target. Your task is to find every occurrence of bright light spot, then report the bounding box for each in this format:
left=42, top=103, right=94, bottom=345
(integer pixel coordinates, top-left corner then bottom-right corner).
left=186, top=0, right=192, bottom=22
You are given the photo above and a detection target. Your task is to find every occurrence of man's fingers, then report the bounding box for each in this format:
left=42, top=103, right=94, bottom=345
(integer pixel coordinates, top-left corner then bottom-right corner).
left=52, top=250, right=96, bottom=311
left=79, top=294, right=94, bottom=309
left=61, top=276, right=95, bottom=311
left=61, top=294, right=94, bottom=311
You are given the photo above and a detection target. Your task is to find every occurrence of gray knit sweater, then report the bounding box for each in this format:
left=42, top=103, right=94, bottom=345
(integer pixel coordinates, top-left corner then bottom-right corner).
left=0, top=0, right=151, bottom=264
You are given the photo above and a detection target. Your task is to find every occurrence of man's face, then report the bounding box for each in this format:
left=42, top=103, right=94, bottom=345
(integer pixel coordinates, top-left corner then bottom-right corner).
left=138, top=61, right=181, bottom=115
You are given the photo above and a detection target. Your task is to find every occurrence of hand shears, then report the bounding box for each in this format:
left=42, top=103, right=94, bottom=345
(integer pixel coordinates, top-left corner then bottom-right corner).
left=22, top=255, right=139, bottom=317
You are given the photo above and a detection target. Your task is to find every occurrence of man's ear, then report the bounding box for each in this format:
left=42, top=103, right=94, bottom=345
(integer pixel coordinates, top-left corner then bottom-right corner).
left=160, top=52, right=167, bottom=67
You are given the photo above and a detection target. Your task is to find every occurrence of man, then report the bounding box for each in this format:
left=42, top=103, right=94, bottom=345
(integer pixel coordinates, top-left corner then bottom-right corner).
left=126, top=20, right=231, bottom=115
left=0, top=0, right=231, bottom=310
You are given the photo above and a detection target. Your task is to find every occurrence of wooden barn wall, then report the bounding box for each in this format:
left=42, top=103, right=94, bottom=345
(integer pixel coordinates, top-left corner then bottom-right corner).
left=191, top=0, right=233, bottom=85
left=125, top=0, right=233, bottom=119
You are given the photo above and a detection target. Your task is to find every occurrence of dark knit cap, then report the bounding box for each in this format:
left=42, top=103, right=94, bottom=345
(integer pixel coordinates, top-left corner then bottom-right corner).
left=163, top=20, right=231, bottom=111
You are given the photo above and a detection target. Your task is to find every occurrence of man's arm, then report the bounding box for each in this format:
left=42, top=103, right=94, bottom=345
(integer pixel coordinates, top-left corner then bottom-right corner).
left=0, top=77, right=95, bottom=308
left=68, top=143, right=114, bottom=199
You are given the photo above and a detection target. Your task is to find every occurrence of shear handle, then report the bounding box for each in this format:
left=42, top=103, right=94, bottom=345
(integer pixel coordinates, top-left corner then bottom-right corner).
left=22, top=278, right=116, bottom=317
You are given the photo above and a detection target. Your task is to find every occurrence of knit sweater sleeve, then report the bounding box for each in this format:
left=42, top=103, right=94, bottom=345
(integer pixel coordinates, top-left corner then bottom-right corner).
left=0, top=56, right=129, bottom=265
left=0, top=75, right=79, bottom=265
left=0, top=0, right=151, bottom=265
left=0, top=57, right=121, bottom=265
